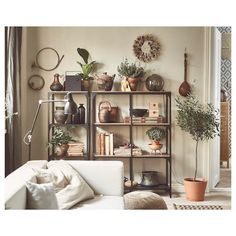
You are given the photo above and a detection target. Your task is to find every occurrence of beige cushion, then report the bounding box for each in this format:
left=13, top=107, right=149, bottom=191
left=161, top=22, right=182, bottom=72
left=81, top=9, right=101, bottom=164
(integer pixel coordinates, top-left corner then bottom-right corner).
left=47, top=160, right=95, bottom=209
left=26, top=181, right=58, bottom=209
left=124, top=191, right=167, bottom=210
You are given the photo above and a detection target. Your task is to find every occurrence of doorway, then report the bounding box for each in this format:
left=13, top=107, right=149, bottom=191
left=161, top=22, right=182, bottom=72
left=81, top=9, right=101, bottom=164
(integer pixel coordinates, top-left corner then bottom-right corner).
left=216, top=26, right=231, bottom=189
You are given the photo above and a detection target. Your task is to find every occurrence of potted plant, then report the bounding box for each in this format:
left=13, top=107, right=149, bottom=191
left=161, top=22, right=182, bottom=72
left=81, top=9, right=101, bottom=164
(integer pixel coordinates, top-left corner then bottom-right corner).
left=48, top=127, right=75, bottom=156
left=146, top=127, right=166, bottom=154
left=77, top=48, right=96, bottom=91
left=117, top=58, right=145, bottom=91
left=175, top=94, right=220, bottom=201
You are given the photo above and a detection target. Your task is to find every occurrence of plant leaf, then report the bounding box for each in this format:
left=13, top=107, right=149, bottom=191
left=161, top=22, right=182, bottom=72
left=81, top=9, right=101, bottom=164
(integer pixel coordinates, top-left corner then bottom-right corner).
left=77, top=48, right=89, bottom=64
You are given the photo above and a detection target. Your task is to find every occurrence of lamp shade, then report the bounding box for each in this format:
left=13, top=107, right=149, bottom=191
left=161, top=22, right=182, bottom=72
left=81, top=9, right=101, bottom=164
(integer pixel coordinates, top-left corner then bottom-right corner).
left=64, top=93, right=77, bottom=114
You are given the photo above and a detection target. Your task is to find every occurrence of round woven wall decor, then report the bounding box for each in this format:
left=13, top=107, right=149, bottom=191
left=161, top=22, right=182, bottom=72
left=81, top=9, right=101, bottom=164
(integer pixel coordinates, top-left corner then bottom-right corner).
left=133, top=34, right=161, bottom=62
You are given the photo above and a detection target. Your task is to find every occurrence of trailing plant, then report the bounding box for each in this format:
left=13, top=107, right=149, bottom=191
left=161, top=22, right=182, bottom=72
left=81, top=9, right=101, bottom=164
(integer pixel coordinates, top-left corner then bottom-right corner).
left=146, top=127, right=166, bottom=142
left=175, top=94, right=220, bottom=181
left=77, top=48, right=96, bottom=80
left=117, top=58, right=145, bottom=78
left=47, top=127, right=75, bottom=147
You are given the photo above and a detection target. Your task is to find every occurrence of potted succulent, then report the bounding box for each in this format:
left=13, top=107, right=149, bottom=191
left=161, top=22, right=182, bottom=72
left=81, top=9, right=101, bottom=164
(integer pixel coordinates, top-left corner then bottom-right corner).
left=117, top=58, right=145, bottom=91
left=175, top=94, right=220, bottom=201
left=77, top=48, right=96, bottom=91
left=48, top=127, right=75, bottom=156
left=146, top=127, right=166, bottom=154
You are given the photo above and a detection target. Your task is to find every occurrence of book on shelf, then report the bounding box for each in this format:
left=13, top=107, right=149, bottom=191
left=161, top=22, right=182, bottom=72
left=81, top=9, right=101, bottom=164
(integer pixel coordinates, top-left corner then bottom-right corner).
left=96, top=128, right=114, bottom=156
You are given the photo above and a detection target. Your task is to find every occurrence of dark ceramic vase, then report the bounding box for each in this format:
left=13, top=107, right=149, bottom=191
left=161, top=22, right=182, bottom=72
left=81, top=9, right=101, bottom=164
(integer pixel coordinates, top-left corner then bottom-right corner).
left=50, top=73, right=63, bottom=91
left=78, top=104, right=85, bottom=124
left=145, top=74, right=164, bottom=91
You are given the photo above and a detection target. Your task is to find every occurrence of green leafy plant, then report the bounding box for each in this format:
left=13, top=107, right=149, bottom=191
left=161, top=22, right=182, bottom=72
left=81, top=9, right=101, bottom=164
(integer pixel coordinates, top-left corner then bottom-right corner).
left=117, top=58, right=145, bottom=78
left=47, top=127, right=75, bottom=147
left=175, top=94, right=220, bottom=180
left=146, top=127, right=166, bottom=142
left=77, top=48, right=96, bottom=80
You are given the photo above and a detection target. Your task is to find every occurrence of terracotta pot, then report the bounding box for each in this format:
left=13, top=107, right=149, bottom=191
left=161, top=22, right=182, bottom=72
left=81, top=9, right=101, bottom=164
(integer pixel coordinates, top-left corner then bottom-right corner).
left=184, top=178, right=207, bottom=201
left=55, top=143, right=69, bottom=156
left=81, top=79, right=92, bottom=91
left=128, top=77, right=139, bottom=91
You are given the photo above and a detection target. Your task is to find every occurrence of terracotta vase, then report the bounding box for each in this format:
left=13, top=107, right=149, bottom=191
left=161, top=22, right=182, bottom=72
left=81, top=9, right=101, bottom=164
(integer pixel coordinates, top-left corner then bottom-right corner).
left=50, top=73, right=63, bottom=91
left=128, top=77, right=139, bottom=91
left=184, top=178, right=207, bottom=201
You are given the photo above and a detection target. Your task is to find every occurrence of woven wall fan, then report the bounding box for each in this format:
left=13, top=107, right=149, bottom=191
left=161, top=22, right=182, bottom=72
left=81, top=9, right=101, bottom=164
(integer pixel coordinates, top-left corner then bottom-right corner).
left=133, top=34, right=161, bottom=63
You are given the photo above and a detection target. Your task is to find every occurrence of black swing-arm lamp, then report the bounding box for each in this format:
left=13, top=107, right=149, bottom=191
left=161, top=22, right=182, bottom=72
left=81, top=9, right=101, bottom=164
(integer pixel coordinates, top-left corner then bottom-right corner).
left=23, top=92, right=77, bottom=161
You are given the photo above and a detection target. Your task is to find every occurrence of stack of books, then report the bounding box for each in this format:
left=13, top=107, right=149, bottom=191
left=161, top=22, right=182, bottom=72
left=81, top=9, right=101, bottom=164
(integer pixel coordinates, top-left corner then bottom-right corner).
left=96, top=132, right=114, bottom=156
left=132, top=116, right=166, bottom=124
left=114, top=147, right=142, bottom=156
left=67, top=142, right=84, bottom=156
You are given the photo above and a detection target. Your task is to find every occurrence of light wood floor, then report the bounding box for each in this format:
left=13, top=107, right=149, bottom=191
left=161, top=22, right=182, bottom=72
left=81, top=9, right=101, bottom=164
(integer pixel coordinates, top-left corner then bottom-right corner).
left=162, top=191, right=231, bottom=209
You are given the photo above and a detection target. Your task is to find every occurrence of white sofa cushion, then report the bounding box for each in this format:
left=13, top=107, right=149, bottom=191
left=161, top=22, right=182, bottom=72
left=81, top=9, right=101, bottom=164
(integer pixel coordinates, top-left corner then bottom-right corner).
left=47, top=160, right=95, bottom=209
left=26, top=181, right=58, bottom=209
left=71, top=195, right=124, bottom=209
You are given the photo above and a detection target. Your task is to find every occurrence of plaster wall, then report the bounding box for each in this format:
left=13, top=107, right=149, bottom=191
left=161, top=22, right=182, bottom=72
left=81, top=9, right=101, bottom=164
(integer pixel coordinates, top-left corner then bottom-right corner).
left=21, top=27, right=208, bottom=190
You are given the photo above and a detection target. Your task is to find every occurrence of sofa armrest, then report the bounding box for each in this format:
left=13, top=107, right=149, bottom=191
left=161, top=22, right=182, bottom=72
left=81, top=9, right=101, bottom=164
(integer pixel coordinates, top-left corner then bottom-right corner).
left=5, top=160, right=48, bottom=209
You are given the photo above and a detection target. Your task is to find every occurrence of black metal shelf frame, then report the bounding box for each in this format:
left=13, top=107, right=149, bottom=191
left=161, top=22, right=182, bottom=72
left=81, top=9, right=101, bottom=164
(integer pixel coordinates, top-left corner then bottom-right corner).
left=91, top=91, right=172, bottom=197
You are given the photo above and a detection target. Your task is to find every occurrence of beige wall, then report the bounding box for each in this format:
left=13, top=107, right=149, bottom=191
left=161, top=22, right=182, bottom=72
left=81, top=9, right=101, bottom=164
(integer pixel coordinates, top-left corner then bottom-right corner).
left=21, top=27, right=209, bottom=191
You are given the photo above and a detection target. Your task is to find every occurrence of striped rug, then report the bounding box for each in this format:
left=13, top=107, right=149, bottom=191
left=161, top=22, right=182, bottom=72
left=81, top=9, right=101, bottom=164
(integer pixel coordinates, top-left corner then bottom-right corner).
left=173, top=204, right=224, bottom=210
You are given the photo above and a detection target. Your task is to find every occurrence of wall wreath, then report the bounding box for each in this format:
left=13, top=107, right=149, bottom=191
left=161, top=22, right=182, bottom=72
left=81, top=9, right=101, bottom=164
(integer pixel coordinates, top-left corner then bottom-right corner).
left=133, top=34, right=161, bottom=63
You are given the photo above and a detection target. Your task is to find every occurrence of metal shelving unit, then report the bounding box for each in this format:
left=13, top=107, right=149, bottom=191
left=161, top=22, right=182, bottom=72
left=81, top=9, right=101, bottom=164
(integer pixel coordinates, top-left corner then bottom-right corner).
left=48, top=91, right=90, bottom=161
left=91, top=91, right=172, bottom=197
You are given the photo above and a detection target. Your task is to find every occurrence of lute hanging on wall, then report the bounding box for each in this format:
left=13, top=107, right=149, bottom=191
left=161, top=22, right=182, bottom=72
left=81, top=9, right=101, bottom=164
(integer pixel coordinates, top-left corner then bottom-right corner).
left=179, top=49, right=191, bottom=97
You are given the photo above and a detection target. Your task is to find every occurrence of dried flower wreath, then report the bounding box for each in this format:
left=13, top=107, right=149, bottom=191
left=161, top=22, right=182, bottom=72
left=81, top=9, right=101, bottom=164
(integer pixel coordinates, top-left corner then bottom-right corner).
left=133, top=34, right=161, bottom=63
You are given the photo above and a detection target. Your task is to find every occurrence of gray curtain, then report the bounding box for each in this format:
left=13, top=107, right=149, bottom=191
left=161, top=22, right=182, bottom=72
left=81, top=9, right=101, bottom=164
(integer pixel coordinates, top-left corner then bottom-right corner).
left=5, top=27, right=22, bottom=176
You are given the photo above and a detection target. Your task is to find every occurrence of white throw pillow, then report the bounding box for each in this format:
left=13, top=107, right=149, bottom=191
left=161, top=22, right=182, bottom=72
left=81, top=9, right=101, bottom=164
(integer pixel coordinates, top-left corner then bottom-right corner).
left=26, top=181, right=58, bottom=209
left=47, top=160, right=95, bottom=209
left=32, top=167, right=69, bottom=193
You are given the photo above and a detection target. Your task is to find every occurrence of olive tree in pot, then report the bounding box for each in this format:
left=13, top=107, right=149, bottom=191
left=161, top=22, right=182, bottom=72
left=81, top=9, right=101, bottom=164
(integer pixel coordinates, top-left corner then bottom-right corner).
left=175, top=94, right=220, bottom=201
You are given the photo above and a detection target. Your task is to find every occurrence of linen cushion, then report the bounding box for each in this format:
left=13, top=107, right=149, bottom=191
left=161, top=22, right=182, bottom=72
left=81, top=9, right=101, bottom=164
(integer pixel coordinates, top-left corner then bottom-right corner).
left=25, top=181, right=58, bottom=209
left=124, top=191, right=167, bottom=210
left=47, top=160, right=95, bottom=209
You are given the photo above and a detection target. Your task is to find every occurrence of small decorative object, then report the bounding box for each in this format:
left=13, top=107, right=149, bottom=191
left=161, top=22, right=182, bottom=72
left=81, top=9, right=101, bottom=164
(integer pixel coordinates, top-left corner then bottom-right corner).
left=64, top=73, right=82, bottom=91
left=78, top=104, right=85, bottom=124
left=47, top=127, right=75, bottom=156
left=77, top=48, right=96, bottom=91
left=98, top=101, right=111, bottom=123
left=121, top=77, right=131, bottom=91
left=117, top=58, right=145, bottom=91
left=146, top=127, right=166, bottom=154
left=28, top=74, right=45, bottom=90
left=95, top=72, right=115, bottom=91
left=110, top=106, right=119, bottom=123
left=175, top=94, right=220, bottom=201
left=132, top=109, right=148, bottom=117
left=124, top=180, right=138, bottom=188
left=31, top=47, right=64, bottom=71
left=145, top=74, right=164, bottom=91
left=179, top=49, right=191, bottom=97
left=54, top=106, right=68, bottom=124
left=140, top=171, right=159, bottom=186
left=133, top=34, right=161, bottom=63
left=221, top=89, right=228, bottom=102
left=149, top=102, right=159, bottom=117
left=50, top=73, right=64, bottom=91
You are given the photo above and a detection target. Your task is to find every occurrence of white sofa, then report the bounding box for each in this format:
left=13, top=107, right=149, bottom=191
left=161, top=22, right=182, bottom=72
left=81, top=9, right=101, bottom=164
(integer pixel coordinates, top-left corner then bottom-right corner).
left=5, top=160, right=124, bottom=210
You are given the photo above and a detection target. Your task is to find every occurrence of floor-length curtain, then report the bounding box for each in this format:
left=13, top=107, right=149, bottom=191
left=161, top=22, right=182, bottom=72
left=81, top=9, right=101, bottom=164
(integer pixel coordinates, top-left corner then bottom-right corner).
left=5, top=27, right=22, bottom=176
